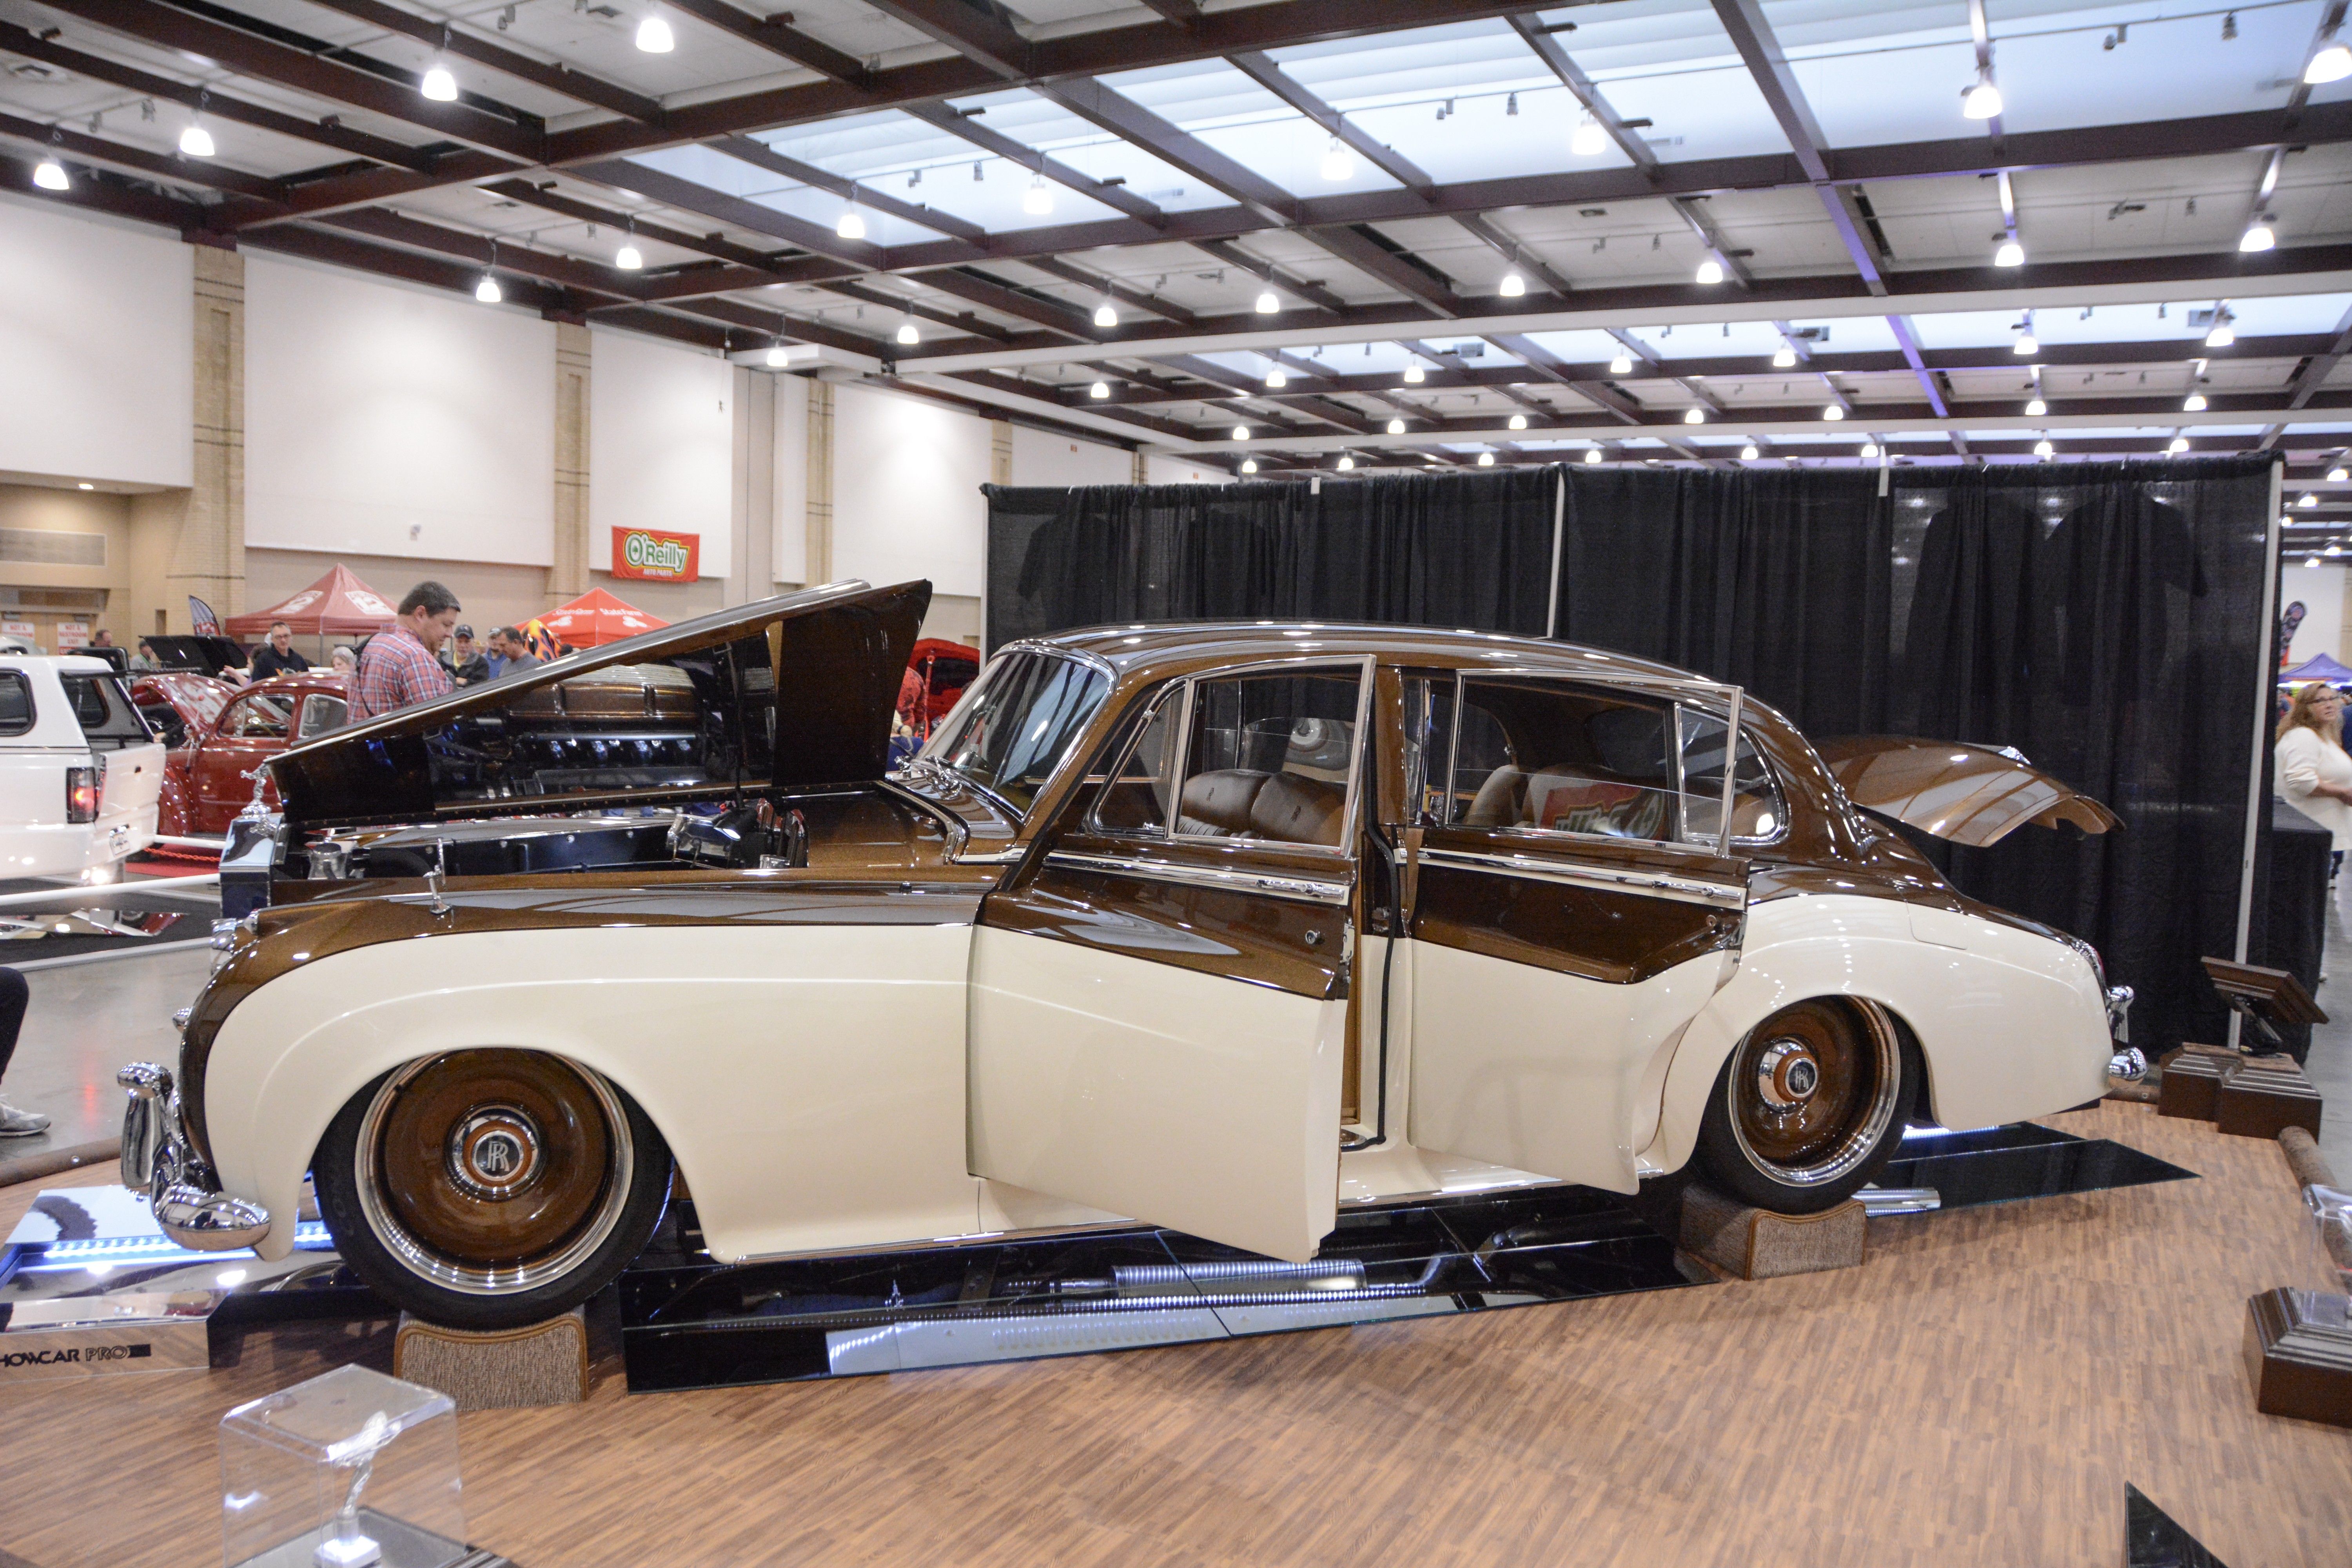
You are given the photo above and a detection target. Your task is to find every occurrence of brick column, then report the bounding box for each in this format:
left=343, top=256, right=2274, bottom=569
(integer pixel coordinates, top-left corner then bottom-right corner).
left=550, top=323, right=591, bottom=598
left=172, top=245, right=245, bottom=618
left=804, top=379, right=834, bottom=584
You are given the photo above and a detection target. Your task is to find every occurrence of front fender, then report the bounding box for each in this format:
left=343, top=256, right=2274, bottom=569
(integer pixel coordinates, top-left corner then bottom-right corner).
left=1642, top=894, right=2109, bottom=1178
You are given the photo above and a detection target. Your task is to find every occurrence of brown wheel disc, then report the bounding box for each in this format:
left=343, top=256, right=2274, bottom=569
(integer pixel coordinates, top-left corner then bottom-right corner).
left=356, top=1050, right=636, bottom=1295
left=1724, top=999, right=1901, bottom=1189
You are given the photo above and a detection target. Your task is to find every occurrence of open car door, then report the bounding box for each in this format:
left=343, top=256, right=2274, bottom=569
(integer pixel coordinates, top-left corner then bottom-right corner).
left=967, top=656, right=1368, bottom=1262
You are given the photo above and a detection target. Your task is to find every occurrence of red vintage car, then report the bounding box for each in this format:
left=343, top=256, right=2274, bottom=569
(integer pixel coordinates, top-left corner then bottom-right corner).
left=136, top=672, right=349, bottom=836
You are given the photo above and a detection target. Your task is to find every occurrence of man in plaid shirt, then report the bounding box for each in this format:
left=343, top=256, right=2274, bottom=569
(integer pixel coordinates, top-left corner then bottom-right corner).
left=350, top=581, right=462, bottom=722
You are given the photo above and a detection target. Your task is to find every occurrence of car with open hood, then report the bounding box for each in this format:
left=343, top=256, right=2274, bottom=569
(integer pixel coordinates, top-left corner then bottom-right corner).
left=116, top=581, right=2136, bottom=1330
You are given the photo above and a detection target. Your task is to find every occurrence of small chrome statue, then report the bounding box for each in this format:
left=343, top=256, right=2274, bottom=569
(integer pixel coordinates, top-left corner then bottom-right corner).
left=314, top=1411, right=392, bottom=1568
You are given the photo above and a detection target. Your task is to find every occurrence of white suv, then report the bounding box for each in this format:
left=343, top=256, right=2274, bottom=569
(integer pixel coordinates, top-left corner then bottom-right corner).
left=0, top=655, right=164, bottom=877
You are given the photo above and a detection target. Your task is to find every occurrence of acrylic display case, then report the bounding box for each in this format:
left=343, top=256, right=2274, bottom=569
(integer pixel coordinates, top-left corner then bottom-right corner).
left=220, top=1365, right=467, bottom=1568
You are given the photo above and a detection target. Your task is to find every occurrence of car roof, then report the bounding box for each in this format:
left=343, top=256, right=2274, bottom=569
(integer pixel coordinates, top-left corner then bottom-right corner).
left=238, top=673, right=347, bottom=697
left=0, top=654, right=118, bottom=675
left=1022, top=623, right=1715, bottom=687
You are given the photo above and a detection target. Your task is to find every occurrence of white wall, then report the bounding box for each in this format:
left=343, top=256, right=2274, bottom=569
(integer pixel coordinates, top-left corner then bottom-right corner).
left=246, top=255, right=554, bottom=564
left=772, top=372, right=808, bottom=584
left=1011, top=426, right=1130, bottom=487
left=590, top=327, right=733, bottom=579
left=832, top=382, right=991, bottom=598
left=1146, top=454, right=1233, bottom=486
left=0, top=196, right=192, bottom=488
left=2283, top=564, right=2347, bottom=667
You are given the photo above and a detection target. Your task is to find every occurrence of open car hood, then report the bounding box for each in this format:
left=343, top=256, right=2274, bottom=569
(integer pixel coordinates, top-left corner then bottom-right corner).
left=1814, top=736, right=2121, bottom=847
left=267, top=580, right=929, bottom=831
left=145, top=635, right=248, bottom=675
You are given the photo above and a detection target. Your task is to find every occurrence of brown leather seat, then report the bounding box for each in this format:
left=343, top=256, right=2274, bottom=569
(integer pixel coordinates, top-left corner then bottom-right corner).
left=1178, top=769, right=1268, bottom=835
left=1248, top=772, right=1344, bottom=846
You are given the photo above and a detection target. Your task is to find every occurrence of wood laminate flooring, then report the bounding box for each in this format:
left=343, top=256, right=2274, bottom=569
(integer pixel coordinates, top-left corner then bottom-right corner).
left=2, top=1103, right=2344, bottom=1568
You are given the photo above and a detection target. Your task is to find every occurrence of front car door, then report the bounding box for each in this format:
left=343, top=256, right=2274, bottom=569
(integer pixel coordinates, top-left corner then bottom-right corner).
left=967, top=655, right=1370, bottom=1261
left=1395, top=670, right=1755, bottom=1193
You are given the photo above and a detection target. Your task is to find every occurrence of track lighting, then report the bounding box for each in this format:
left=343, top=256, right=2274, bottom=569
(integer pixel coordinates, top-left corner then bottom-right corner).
left=1993, top=238, right=2024, bottom=267
left=1571, top=112, right=1605, bottom=157
left=1320, top=137, right=1352, bottom=182
left=1499, top=270, right=1525, bottom=298
left=2025, top=397, right=2047, bottom=416
left=2183, top=393, right=2207, bottom=412
left=421, top=63, right=458, bottom=102
left=1961, top=70, right=2002, bottom=120
left=1771, top=345, right=1797, bottom=369
left=2034, top=437, right=2054, bottom=457
left=1822, top=404, right=1844, bottom=421
left=1089, top=380, right=1109, bottom=398
left=895, top=320, right=919, bottom=345
left=2167, top=436, right=2190, bottom=454
left=2306, top=36, right=2352, bottom=84
left=1508, top=413, right=1528, bottom=430
left=1402, top=363, right=1424, bottom=384
left=1695, top=258, right=1724, bottom=285
left=1740, top=443, right=1759, bottom=460
left=1338, top=455, right=1356, bottom=471
left=1860, top=441, right=1878, bottom=459
left=2239, top=218, right=2276, bottom=253
left=835, top=205, right=866, bottom=241
left=178, top=122, right=214, bottom=158
left=475, top=272, right=502, bottom=304
left=1093, top=300, right=1118, bottom=328
left=1683, top=408, right=1704, bottom=424
left=33, top=157, right=68, bottom=191
left=1583, top=447, right=1601, bottom=464
left=1608, top=351, right=1633, bottom=375
left=635, top=15, right=675, bottom=52
left=1254, top=291, right=1279, bottom=315
left=1387, top=417, right=1406, bottom=434
left=1506, top=93, right=1518, bottom=117
left=1477, top=451, right=1495, bottom=466
left=1241, top=459, right=1258, bottom=474
left=1232, top=424, right=1250, bottom=440
left=1023, top=174, right=1053, bottom=216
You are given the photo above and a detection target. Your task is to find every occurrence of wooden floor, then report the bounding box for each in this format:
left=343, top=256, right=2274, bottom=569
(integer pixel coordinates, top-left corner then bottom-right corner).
left=4, top=1103, right=2346, bottom=1568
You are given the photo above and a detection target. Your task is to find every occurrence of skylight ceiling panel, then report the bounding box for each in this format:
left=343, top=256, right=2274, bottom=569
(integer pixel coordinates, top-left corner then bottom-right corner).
left=626, top=143, right=975, bottom=243
left=2212, top=292, right=2352, bottom=336
left=1987, top=1, right=2345, bottom=135
left=753, top=109, right=982, bottom=176
left=1091, top=59, right=1409, bottom=199
left=1945, top=366, right=2043, bottom=400
left=1521, top=328, right=1643, bottom=363
left=1909, top=308, right=2043, bottom=349
left=2025, top=301, right=2215, bottom=347
left=930, top=87, right=1236, bottom=214
left=1622, top=319, right=1788, bottom=358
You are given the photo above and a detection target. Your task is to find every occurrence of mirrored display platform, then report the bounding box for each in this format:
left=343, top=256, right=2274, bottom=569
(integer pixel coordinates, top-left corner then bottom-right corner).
left=1879, top=1123, right=2197, bottom=1209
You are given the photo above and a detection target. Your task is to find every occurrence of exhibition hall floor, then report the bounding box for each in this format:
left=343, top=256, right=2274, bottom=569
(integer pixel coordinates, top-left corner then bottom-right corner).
left=1, top=1098, right=2340, bottom=1568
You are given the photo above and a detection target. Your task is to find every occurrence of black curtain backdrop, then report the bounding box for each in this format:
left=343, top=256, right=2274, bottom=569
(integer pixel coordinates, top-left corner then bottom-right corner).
left=985, top=456, right=2280, bottom=1053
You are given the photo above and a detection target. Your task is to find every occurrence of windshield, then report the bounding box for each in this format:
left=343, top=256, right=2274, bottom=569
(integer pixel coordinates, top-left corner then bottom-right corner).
left=919, top=650, right=1110, bottom=815
left=63, top=673, right=153, bottom=750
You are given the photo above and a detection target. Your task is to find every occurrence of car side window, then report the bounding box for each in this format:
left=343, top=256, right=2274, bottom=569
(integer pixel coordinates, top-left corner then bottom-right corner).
left=298, top=694, right=349, bottom=738
left=1678, top=710, right=1788, bottom=845
left=1448, top=678, right=1685, bottom=844
left=221, top=693, right=293, bottom=739
left=0, top=673, right=33, bottom=738
left=1173, top=668, right=1361, bottom=849
left=1087, top=691, right=1180, bottom=837
left=1398, top=674, right=1455, bottom=826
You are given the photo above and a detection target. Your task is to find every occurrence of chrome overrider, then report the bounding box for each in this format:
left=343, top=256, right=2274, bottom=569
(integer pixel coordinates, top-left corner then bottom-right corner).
left=2104, top=985, right=2146, bottom=1084
left=117, top=1061, right=273, bottom=1252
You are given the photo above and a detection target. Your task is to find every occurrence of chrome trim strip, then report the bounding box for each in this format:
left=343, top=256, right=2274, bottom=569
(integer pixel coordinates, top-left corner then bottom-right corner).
left=1045, top=849, right=1353, bottom=906
left=1419, top=846, right=1746, bottom=909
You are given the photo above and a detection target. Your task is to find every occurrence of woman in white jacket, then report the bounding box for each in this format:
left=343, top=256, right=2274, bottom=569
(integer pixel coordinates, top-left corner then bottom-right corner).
left=2277, top=682, right=2352, bottom=910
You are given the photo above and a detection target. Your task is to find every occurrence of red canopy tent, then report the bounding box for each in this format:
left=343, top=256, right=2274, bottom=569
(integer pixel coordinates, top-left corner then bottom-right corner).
left=539, top=588, right=668, bottom=648
left=224, top=564, right=400, bottom=641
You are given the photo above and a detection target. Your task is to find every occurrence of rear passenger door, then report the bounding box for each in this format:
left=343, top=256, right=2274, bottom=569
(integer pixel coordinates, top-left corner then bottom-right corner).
left=1401, top=674, right=1753, bottom=1193
left=968, top=661, right=1370, bottom=1261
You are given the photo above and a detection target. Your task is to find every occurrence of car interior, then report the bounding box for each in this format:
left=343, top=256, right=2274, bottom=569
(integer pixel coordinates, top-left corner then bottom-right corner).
left=1090, top=671, right=1361, bottom=850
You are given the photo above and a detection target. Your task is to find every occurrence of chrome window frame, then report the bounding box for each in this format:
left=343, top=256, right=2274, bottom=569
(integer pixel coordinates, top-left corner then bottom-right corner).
left=1152, top=653, right=1377, bottom=860
left=917, top=643, right=1118, bottom=823
left=1675, top=695, right=1791, bottom=851
left=1082, top=682, right=1183, bottom=840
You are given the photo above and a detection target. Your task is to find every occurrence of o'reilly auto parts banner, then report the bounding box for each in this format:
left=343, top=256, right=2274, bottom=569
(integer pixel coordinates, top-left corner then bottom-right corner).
left=612, top=526, right=699, bottom=583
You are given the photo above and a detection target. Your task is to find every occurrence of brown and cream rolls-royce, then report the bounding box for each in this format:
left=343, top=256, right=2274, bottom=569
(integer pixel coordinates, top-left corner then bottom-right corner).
left=116, top=581, right=2134, bottom=1329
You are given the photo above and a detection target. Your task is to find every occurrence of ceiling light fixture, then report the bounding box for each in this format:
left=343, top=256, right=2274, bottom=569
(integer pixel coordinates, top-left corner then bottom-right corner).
left=1254, top=290, right=1279, bottom=315
left=1241, top=458, right=1258, bottom=474
left=895, top=319, right=919, bottom=345
left=1860, top=441, right=1879, bottom=459
left=1771, top=345, right=1797, bottom=369
left=1608, top=351, right=1634, bottom=375
left=2305, top=34, right=2352, bottom=83
left=1695, top=258, right=1725, bottom=285
left=33, top=156, right=68, bottom=191
left=1583, top=446, right=1602, bottom=464
left=1320, top=136, right=1353, bottom=182
left=1822, top=404, right=1845, bottom=421
left=1683, top=408, right=1704, bottom=424
left=2184, top=393, right=2208, bottom=411
left=2329, top=465, right=2350, bottom=482
left=835, top=203, right=866, bottom=241
left=1571, top=112, right=1606, bottom=157
left=1092, top=300, right=1117, bottom=328
left=1023, top=174, right=1053, bottom=216
left=1478, top=451, right=1495, bottom=466
left=1327, top=454, right=1349, bottom=471
left=1232, top=424, right=1250, bottom=440
left=635, top=15, right=675, bottom=52
left=2300, top=492, right=2319, bottom=507
left=2034, top=437, right=2054, bottom=457
left=1508, top=413, right=1528, bottom=430
left=1740, top=443, right=1759, bottom=460
left=2167, top=436, right=2190, bottom=454
left=1402, top=363, right=1425, bottom=384
left=1961, top=69, right=2002, bottom=120
left=615, top=218, right=642, bottom=270
left=475, top=271, right=501, bottom=304
left=1387, top=417, right=1407, bottom=434
left=1089, top=380, right=1109, bottom=399
left=421, top=63, right=458, bottom=102
left=1499, top=270, right=1526, bottom=298
left=2240, top=217, right=2276, bottom=252
left=1264, top=365, right=1287, bottom=388
left=1993, top=237, right=2024, bottom=267
left=2013, top=328, right=2038, bottom=356
left=2205, top=306, right=2235, bottom=348
left=765, top=343, right=791, bottom=367
left=2026, top=396, right=2047, bottom=416
left=178, top=121, right=214, bottom=158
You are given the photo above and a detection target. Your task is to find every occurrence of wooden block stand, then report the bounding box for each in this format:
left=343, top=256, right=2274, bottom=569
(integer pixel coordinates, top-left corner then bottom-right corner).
left=2157, top=1046, right=2324, bottom=1138
left=2243, top=1289, right=2352, bottom=1428
left=394, top=1307, right=588, bottom=1413
left=1680, top=1184, right=1866, bottom=1281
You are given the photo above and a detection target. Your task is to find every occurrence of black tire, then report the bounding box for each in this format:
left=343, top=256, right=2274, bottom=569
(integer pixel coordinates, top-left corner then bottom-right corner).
left=314, top=1050, right=670, bottom=1330
left=1694, top=998, right=1918, bottom=1214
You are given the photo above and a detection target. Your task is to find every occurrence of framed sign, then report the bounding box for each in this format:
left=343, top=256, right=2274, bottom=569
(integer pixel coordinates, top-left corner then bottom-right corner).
left=55, top=621, right=90, bottom=649
left=611, top=527, right=699, bottom=583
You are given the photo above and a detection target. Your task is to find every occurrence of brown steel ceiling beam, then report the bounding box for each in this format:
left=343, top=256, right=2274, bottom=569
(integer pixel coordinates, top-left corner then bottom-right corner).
left=1020, top=256, right=1198, bottom=326
left=0, top=149, right=209, bottom=227
left=0, top=106, right=284, bottom=200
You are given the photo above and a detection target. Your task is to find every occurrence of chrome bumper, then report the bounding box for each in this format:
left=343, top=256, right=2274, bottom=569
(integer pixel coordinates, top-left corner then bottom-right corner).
left=117, top=1062, right=272, bottom=1252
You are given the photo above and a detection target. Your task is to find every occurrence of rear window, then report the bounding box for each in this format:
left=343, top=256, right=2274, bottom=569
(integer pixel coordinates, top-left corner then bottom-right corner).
left=0, top=673, right=30, bottom=738
left=62, top=674, right=154, bottom=749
